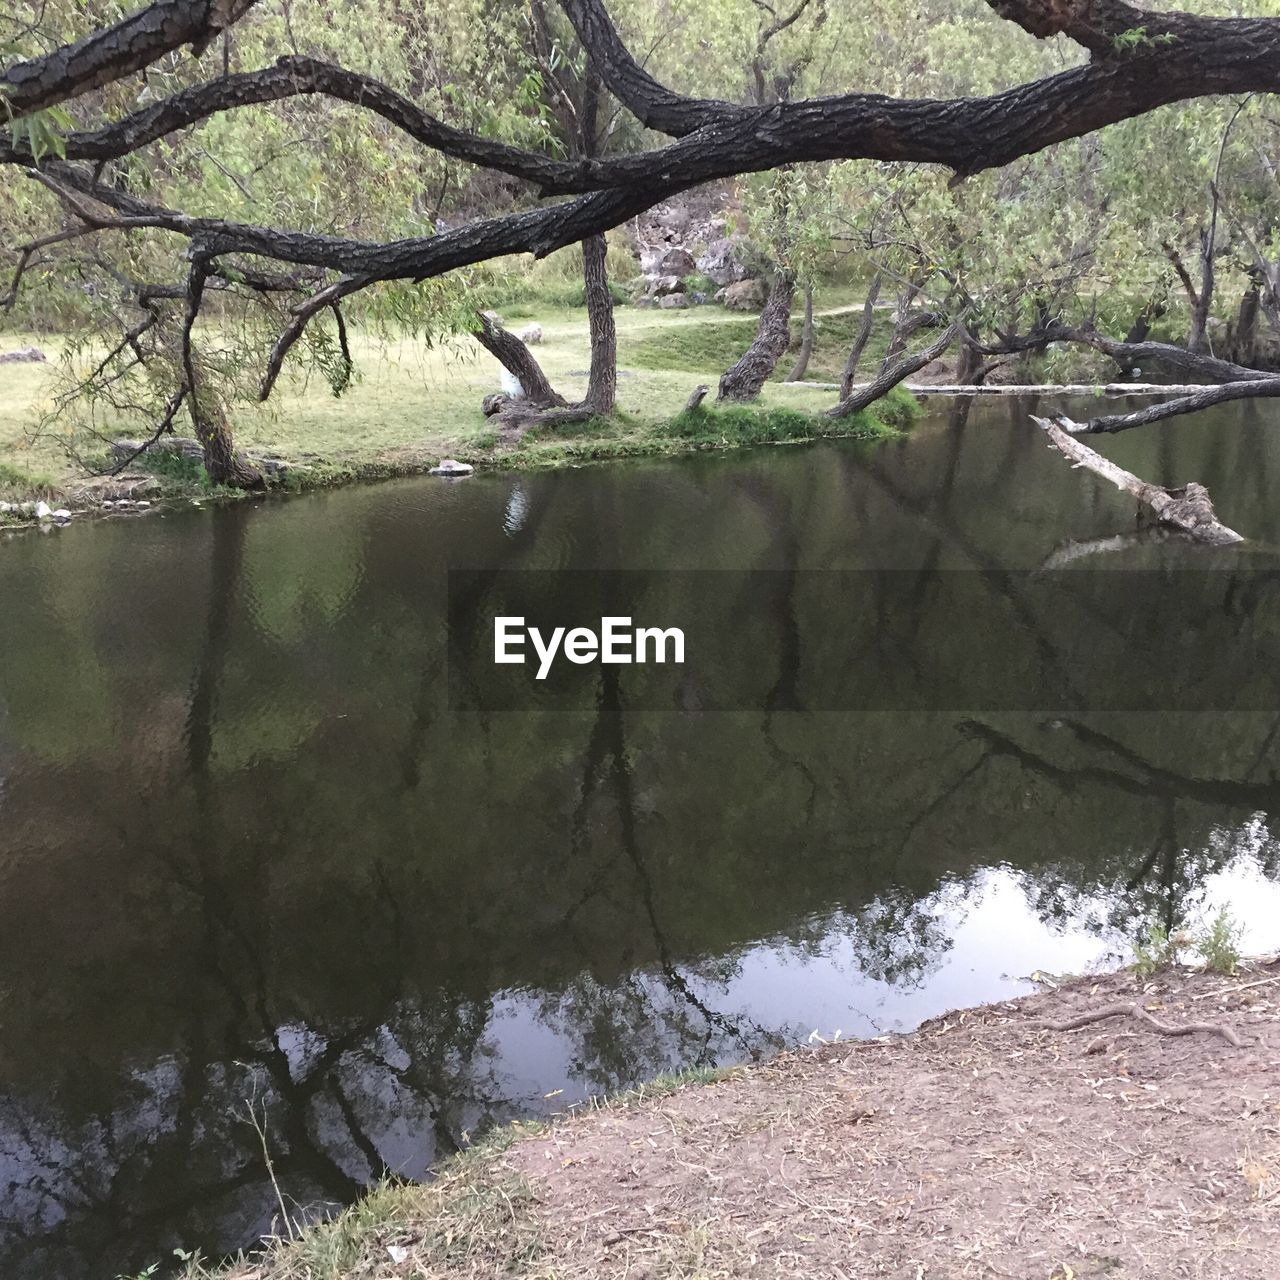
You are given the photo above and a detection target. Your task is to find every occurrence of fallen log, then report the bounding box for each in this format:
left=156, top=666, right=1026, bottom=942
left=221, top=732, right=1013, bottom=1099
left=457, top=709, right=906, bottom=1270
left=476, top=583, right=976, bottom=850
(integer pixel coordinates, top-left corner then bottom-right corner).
left=1032, top=415, right=1244, bottom=546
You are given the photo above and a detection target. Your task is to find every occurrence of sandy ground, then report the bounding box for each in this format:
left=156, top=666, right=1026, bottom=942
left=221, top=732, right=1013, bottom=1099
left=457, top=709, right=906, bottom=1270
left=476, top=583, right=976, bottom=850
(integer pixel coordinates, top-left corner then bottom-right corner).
left=499, top=961, right=1280, bottom=1279
left=223, top=959, right=1279, bottom=1280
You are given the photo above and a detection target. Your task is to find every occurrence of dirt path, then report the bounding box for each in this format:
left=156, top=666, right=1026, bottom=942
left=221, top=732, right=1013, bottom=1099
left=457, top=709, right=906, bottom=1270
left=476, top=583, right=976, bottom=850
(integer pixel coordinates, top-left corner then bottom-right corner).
left=220, top=960, right=1279, bottom=1280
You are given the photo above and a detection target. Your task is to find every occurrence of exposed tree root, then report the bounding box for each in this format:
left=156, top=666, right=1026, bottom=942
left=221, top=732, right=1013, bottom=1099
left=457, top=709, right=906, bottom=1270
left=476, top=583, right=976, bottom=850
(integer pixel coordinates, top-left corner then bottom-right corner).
left=1043, top=1000, right=1245, bottom=1047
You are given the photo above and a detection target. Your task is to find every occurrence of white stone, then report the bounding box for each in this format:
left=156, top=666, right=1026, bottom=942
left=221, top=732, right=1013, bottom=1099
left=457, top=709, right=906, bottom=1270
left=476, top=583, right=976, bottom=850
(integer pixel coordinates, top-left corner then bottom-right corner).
left=52, top=509, right=71, bottom=521
left=34, top=500, right=52, bottom=520
left=430, top=459, right=474, bottom=477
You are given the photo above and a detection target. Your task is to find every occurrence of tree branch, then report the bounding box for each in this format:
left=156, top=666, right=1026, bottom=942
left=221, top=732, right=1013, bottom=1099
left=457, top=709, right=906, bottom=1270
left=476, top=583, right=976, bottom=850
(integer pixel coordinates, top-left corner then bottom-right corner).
left=0, top=0, right=258, bottom=121
left=1033, top=414, right=1244, bottom=544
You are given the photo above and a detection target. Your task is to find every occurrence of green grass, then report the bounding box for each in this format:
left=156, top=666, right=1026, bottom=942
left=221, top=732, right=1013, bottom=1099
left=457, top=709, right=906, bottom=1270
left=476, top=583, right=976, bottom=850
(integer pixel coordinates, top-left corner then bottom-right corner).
left=628, top=305, right=897, bottom=382
left=1, top=294, right=917, bottom=506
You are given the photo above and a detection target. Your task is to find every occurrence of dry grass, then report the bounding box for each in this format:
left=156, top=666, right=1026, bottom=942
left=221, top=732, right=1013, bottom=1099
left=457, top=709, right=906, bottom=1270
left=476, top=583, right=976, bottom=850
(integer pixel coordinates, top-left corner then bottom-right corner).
left=198, top=960, right=1280, bottom=1280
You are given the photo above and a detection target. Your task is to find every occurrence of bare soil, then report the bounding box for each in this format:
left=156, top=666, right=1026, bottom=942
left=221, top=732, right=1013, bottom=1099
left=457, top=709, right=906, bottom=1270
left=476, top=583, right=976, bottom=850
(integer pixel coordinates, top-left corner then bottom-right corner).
left=506, top=961, right=1280, bottom=1279
left=223, top=960, right=1280, bottom=1280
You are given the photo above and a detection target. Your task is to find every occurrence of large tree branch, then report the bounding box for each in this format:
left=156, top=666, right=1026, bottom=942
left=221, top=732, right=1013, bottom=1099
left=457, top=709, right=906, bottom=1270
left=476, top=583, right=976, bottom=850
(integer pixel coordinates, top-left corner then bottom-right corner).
left=0, top=0, right=258, bottom=121
left=7, top=13, right=1280, bottom=194
left=986, top=1, right=1233, bottom=57
left=1049, top=325, right=1267, bottom=382
left=1034, top=414, right=1244, bottom=544
left=557, top=0, right=741, bottom=136
left=1059, top=379, right=1280, bottom=434
left=0, top=56, right=588, bottom=191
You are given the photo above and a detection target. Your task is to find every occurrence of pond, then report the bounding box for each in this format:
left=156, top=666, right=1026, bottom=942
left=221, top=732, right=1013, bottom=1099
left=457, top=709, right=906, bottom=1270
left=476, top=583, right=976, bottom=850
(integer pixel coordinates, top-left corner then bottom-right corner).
left=2, top=393, right=1279, bottom=1279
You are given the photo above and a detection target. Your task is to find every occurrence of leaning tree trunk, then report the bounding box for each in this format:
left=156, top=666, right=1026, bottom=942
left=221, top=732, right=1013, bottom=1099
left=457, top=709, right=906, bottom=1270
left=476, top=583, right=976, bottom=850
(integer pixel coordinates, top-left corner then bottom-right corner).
left=1188, top=226, right=1216, bottom=355
left=473, top=312, right=566, bottom=408
left=190, top=373, right=263, bottom=489
left=838, top=271, right=883, bottom=400
left=827, top=321, right=960, bottom=419
left=158, top=325, right=262, bottom=489
left=581, top=233, right=617, bottom=414
left=1232, top=276, right=1261, bottom=367
left=783, top=284, right=814, bottom=382
left=717, top=271, right=795, bottom=402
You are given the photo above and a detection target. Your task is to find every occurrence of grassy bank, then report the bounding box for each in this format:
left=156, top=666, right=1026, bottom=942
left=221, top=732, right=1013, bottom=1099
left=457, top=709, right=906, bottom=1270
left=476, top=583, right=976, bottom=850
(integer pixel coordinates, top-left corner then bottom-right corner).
left=1, top=298, right=909, bottom=508
left=166, top=957, right=1279, bottom=1280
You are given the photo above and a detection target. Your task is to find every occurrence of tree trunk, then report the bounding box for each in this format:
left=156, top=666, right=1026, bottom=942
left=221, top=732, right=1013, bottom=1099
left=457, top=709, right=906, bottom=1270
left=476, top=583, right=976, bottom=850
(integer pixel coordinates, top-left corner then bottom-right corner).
left=827, top=321, right=958, bottom=419
left=783, top=284, right=814, bottom=382
left=1189, top=226, right=1216, bottom=354
left=473, top=312, right=566, bottom=408
left=1232, top=275, right=1261, bottom=367
left=954, top=325, right=983, bottom=385
left=158, top=327, right=262, bottom=490
left=838, top=272, right=883, bottom=400
left=882, top=279, right=926, bottom=367
left=717, top=270, right=795, bottom=402
left=581, top=233, right=617, bottom=414
left=190, top=377, right=264, bottom=489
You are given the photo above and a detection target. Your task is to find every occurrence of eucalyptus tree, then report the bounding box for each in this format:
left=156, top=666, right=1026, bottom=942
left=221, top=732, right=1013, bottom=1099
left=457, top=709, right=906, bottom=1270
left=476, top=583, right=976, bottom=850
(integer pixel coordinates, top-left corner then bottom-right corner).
left=5, top=0, right=1280, bottom=496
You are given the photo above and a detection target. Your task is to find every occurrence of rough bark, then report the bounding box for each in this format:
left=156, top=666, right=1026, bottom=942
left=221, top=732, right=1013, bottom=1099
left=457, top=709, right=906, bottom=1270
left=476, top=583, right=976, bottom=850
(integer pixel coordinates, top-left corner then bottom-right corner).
left=10, top=0, right=1280, bottom=409
left=717, top=272, right=795, bottom=402
left=0, top=0, right=258, bottom=122
left=1048, top=325, right=1264, bottom=383
left=189, top=373, right=263, bottom=489
left=1033, top=415, right=1243, bottom=545
left=1232, top=277, right=1262, bottom=368
left=1051, top=379, right=1280, bottom=435
left=1189, top=227, right=1216, bottom=355
left=784, top=285, right=815, bottom=382
left=581, top=233, right=617, bottom=414
left=838, top=273, right=884, bottom=400
left=826, top=322, right=960, bottom=419
left=472, top=313, right=566, bottom=408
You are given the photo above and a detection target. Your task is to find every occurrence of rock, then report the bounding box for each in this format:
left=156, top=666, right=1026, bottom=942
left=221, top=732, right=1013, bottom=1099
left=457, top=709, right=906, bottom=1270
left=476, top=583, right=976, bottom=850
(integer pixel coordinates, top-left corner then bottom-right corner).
left=515, top=323, right=543, bottom=345
left=656, top=246, right=697, bottom=276
left=722, top=278, right=767, bottom=311
left=134, top=500, right=152, bottom=509
left=647, top=275, right=685, bottom=297
left=689, top=292, right=708, bottom=305
left=34, top=500, right=52, bottom=520
left=697, top=237, right=751, bottom=286
left=0, top=345, right=46, bottom=364
left=658, top=294, right=690, bottom=309
left=52, top=509, right=71, bottom=522
left=634, top=296, right=657, bottom=309
left=654, top=205, right=693, bottom=235
left=0, top=502, right=11, bottom=513
left=430, top=459, right=475, bottom=477
left=110, top=436, right=203, bottom=463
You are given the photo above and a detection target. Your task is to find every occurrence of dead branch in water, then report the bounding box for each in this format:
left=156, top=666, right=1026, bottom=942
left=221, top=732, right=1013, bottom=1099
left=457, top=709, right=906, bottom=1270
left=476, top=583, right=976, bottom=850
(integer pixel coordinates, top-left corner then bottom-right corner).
left=1032, top=415, right=1244, bottom=546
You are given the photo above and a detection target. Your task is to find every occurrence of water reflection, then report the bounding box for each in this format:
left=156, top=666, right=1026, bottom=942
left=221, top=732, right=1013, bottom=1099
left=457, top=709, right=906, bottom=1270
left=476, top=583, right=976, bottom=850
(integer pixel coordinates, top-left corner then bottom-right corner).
left=1, top=396, right=1279, bottom=1278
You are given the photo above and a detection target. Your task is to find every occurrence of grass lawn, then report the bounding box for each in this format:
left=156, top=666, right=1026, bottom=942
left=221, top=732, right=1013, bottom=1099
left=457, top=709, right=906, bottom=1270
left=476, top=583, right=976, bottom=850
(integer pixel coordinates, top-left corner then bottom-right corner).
left=0, top=295, right=901, bottom=503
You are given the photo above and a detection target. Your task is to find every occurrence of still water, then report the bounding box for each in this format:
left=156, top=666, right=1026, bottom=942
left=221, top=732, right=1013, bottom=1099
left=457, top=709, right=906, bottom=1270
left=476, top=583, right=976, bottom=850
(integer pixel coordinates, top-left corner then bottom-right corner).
left=2, top=394, right=1280, bottom=1278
